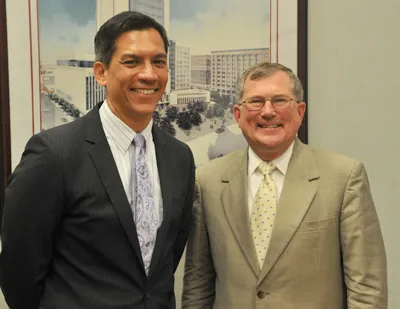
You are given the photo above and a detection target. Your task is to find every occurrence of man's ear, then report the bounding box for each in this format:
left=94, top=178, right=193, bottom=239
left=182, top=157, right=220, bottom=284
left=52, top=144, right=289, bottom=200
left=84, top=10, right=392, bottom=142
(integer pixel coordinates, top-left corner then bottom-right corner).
left=233, top=104, right=242, bottom=126
left=297, top=101, right=306, bottom=121
left=93, top=61, right=107, bottom=87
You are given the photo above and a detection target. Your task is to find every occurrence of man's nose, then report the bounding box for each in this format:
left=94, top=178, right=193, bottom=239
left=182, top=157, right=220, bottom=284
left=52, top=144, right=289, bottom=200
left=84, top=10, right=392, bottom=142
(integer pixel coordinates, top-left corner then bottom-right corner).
left=260, top=100, right=276, bottom=116
left=138, top=62, right=157, bottom=80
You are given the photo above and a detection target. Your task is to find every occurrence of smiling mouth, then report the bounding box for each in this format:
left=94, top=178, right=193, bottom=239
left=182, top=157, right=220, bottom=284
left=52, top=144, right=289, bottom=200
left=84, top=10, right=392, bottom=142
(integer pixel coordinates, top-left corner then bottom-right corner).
left=257, top=124, right=282, bottom=128
left=131, top=88, right=158, bottom=95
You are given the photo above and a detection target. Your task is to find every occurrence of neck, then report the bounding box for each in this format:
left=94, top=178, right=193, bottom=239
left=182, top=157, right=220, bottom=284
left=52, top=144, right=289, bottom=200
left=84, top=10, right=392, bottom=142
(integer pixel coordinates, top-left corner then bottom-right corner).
left=106, top=100, right=152, bottom=133
left=253, top=140, right=295, bottom=162
left=253, top=145, right=285, bottom=162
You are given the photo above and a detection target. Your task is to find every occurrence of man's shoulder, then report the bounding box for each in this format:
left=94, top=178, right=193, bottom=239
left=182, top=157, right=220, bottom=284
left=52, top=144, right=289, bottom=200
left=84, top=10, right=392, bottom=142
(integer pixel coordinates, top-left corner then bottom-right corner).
left=302, top=143, right=362, bottom=173
left=35, top=115, right=87, bottom=144
left=27, top=112, right=95, bottom=159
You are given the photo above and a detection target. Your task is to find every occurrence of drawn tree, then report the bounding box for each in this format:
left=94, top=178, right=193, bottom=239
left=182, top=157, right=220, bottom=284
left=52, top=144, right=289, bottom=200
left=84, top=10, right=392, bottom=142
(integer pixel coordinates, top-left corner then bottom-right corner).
left=213, top=105, right=225, bottom=118
left=165, top=106, right=179, bottom=122
left=188, top=101, right=207, bottom=114
left=159, top=117, right=176, bottom=136
left=205, top=107, right=214, bottom=119
left=176, top=111, right=193, bottom=132
left=188, top=110, right=202, bottom=127
left=152, top=110, right=161, bottom=126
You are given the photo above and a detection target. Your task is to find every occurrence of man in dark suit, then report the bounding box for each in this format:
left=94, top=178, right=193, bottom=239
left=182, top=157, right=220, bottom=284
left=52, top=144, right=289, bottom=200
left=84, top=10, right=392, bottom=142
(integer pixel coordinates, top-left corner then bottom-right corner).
left=0, top=11, right=195, bottom=309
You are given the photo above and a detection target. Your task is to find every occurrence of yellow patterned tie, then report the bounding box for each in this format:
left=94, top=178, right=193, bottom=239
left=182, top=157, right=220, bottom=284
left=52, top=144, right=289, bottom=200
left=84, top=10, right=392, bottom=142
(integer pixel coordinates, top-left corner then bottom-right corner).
left=251, top=161, right=277, bottom=267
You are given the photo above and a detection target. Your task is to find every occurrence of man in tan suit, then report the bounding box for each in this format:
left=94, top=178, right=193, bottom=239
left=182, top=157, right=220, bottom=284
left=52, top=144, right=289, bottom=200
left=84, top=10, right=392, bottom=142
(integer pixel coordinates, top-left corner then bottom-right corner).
left=182, top=62, right=387, bottom=309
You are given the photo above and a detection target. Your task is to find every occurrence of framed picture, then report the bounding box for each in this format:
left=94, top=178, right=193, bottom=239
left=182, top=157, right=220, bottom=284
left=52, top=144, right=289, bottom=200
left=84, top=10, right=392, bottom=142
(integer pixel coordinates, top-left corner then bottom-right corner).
left=1, top=0, right=307, bottom=221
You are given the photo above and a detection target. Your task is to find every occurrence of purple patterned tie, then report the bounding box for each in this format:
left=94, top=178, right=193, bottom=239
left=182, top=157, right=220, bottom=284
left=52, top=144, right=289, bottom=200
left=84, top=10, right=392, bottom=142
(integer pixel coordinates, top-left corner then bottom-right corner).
left=134, top=133, right=158, bottom=275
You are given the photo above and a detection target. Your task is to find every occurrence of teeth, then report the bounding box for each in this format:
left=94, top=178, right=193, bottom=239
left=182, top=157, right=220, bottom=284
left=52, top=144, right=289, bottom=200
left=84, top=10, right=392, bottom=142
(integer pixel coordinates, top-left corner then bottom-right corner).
left=260, top=125, right=279, bottom=128
left=133, top=89, right=156, bottom=94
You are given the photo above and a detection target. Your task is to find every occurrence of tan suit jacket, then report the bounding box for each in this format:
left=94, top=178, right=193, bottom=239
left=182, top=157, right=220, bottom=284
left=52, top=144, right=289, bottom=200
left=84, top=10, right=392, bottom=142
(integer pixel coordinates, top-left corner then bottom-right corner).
left=182, top=139, right=387, bottom=309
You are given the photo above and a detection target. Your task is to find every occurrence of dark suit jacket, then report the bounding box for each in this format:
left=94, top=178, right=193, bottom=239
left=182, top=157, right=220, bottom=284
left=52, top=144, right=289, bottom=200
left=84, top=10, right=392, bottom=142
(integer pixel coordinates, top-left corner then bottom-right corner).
left=0, top=103, right=195, bottom=309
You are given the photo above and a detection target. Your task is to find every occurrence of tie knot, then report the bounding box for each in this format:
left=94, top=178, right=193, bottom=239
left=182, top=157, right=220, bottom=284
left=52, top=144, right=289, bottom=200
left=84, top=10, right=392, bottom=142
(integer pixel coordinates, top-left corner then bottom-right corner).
left=134, top=133, right=146, bottom=149
left=257, top=161, right=276, bottom=176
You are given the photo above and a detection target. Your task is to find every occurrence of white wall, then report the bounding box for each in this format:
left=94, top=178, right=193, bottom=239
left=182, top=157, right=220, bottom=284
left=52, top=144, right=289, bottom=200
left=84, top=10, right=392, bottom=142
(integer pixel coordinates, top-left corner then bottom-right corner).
left=308, top=1, right=400, bottom=308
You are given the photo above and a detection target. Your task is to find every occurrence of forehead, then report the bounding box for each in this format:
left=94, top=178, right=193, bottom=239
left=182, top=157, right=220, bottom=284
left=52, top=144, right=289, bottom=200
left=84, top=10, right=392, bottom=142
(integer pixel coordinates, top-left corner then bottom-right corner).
left=114, top=28, right=165, bottom=54
left=243, top=71, right=293, bottom=95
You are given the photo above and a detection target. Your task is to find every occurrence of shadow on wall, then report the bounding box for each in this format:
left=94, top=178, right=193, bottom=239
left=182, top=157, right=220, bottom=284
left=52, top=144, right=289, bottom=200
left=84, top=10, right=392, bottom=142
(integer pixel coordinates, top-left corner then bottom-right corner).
left=208, top=126, right=247, bottom=160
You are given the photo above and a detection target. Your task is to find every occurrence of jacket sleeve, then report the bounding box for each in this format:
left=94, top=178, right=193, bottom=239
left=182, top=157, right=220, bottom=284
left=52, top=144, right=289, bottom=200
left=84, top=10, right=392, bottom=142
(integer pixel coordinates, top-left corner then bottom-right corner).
left=340, top=161, right=388, bottom=309
left=181, top=170, right=216, bottom=309
left=0, top=133, right=64, bottom=309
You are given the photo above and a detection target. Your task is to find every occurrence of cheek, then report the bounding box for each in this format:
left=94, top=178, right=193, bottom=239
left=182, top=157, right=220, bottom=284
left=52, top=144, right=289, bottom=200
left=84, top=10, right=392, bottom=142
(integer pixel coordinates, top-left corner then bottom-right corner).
left=283, top=111, right=301, bottom=128
left=241, top=117, right=258, bottom=134
left=293, top=111, right=303, bottom=126
left=157, top=70, right=169, bottom=82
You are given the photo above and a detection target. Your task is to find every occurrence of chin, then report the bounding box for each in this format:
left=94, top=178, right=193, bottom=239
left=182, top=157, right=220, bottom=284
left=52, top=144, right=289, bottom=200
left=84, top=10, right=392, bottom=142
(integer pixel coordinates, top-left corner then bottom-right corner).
left=258, top=137, right=285, bottom=149
left=130, top=101, right=158, bottom=111
left=137, top=107, right=157, bottom=115
left=256, top=132, right=282, bottom=143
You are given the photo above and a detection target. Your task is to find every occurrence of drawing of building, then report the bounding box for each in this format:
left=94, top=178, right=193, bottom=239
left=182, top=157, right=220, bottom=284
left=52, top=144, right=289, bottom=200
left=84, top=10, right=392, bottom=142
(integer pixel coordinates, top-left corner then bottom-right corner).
left=169, top=89, right=210, bottom=106
left=191, top=55, right=211, bottom=91
left=55, top=58, right=106, bottom=113
left=40, top=62, right=56, bottom=90
left=96, top=0, right=129, bottom=30
left=96, top=0, right=169, bottom=33
left=211, top=48, right=270, bottom=100
left=129, top=0, right=165, bottom=26
left=169, top=40, right=191, bottom=91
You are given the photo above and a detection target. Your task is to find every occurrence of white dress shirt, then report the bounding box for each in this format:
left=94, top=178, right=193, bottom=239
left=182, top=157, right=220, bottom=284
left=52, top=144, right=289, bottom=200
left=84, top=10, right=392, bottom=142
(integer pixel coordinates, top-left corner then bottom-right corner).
left=99, top=100, right=163, bottom=226
left=247, top=142, right=294, bottom=215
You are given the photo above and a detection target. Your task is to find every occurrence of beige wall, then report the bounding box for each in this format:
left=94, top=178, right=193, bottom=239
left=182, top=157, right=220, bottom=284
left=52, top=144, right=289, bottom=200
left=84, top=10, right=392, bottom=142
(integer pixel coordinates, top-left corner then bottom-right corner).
left=2, top=1, right=399, bottom=309
left=308, top=1, right=400, bottom=308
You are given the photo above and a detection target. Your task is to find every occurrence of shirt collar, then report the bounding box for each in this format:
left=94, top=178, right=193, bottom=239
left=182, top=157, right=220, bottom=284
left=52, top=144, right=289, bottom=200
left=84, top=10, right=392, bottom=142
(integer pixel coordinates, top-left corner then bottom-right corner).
left=248, top=141, right=295, bottom=178
left=100, top=99, right=154, bottom=153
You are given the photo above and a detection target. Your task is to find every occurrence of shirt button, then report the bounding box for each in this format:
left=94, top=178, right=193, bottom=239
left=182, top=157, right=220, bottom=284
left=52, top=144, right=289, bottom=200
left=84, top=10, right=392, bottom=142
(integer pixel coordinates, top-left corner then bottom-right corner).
left=145, top=292, right=151, bottom=300
left=257, top=291, right=266, bottom=299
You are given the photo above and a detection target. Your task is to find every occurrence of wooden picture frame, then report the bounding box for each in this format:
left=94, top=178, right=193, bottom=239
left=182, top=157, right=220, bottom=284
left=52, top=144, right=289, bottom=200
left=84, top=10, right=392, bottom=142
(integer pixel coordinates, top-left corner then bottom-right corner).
left=0, top=0, right=11, bottom=220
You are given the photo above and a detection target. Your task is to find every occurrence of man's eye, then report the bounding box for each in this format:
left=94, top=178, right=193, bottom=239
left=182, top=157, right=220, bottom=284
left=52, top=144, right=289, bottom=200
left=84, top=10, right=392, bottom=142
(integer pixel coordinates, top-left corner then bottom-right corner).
left=154, top=59, right=167, bottom=66
left=249, top=99, right=264, bottom=104
left=272, top=96, right=289, bottom=104
left=121, top=60, right=139, bottom=65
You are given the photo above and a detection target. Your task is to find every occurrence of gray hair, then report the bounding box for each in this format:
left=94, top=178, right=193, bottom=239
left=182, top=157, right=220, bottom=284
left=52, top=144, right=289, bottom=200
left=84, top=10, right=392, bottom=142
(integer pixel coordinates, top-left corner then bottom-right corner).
left=236, top=62, right=304, bottom=103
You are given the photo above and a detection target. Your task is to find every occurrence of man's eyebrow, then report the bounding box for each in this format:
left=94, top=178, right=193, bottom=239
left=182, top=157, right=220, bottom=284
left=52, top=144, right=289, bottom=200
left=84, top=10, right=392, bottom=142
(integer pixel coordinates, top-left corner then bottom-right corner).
left=120, top=52, right=167, bottom=59
left=246, top=95, right=264, bottom=99
left=248, top=94, right=288, bottom=98
left=120, top=53, right=138, bottom=58
left=153, top=53, right=167, bottom=58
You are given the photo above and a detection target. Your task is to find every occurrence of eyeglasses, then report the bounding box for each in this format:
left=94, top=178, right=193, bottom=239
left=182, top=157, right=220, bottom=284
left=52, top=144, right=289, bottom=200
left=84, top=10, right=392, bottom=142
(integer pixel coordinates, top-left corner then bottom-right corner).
left=241, top=95, right=299, bottom=111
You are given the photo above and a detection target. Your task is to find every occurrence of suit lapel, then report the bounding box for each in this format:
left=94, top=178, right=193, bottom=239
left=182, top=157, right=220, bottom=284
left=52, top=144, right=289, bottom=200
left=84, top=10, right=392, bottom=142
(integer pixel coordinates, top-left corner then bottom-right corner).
left=221, top=149, right=261, bottom=276
left=148, top=126, right=172, bottom=277
left=258, top=140, right=319, bottom=283
left=84, top=104, right=145, bottom=270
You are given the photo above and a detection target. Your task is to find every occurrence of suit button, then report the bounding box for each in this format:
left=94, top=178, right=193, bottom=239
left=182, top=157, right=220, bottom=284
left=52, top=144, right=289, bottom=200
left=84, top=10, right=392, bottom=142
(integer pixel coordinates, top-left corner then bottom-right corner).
left=145, top=293, right=151, bottom=300
left=257, top=291, right=266, bottom=299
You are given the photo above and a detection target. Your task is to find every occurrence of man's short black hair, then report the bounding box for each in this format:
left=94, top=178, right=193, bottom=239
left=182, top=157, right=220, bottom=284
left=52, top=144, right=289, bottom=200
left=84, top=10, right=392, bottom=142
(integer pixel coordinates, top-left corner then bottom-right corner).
left=94, top=11, right=169, bottom=67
